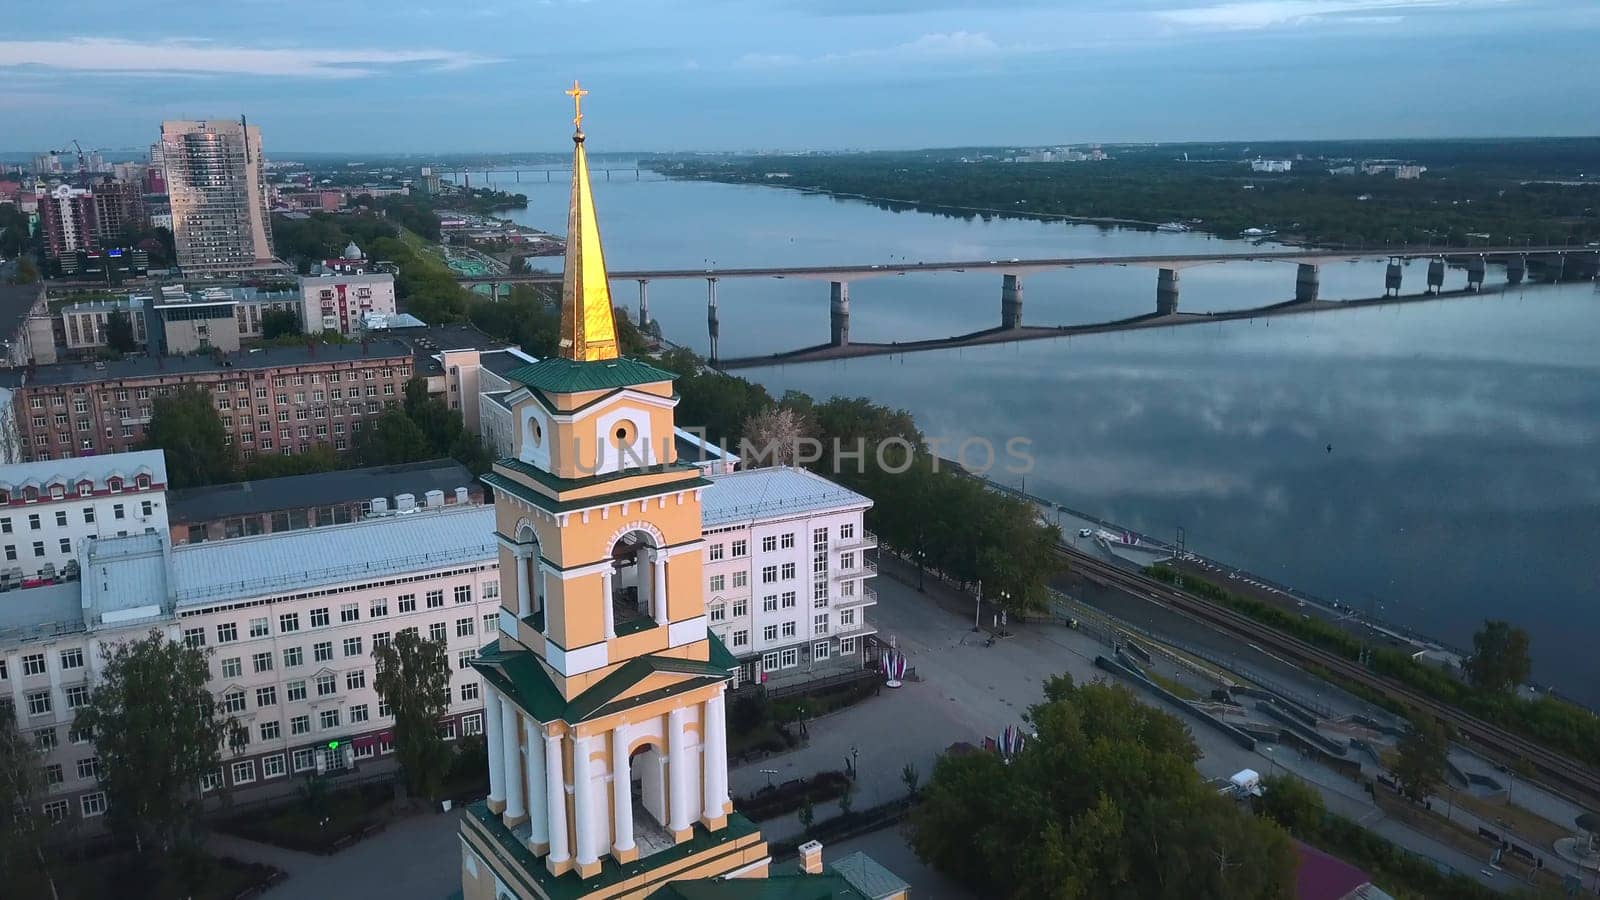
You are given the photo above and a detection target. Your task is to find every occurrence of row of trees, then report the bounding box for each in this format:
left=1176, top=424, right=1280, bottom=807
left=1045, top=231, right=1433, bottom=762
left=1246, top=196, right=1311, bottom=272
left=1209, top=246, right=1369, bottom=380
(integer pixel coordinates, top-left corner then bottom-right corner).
left=653, top=349, right=1063, bottom=613
left=0, top=627, right=455, bottom=895
left=140, top=379, right=492, bottom=490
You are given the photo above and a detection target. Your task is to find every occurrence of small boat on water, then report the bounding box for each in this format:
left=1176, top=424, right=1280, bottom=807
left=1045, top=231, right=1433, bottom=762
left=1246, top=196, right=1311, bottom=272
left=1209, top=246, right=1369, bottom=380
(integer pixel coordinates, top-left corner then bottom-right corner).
left=1156, top=222, right=1190, bottom=233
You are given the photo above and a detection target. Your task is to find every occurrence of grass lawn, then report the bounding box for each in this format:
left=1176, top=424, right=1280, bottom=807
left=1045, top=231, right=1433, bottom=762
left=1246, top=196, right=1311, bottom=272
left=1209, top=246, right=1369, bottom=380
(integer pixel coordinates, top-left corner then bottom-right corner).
left=54, top=850, right=279, bottom=900
left=221, top=780, right=396, bottom=854
left=1147, top=670, right=1200, bottom=701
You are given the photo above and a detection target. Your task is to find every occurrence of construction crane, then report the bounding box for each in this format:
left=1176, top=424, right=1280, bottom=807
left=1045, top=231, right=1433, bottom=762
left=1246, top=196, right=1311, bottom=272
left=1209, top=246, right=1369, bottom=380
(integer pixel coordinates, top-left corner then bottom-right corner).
left=70, top=140, right=88, bottom=185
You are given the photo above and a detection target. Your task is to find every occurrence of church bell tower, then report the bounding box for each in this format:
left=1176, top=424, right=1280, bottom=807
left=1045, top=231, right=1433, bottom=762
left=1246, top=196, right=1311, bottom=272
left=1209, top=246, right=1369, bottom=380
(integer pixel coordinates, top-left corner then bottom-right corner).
left=458, top=82, right=769, bottom=900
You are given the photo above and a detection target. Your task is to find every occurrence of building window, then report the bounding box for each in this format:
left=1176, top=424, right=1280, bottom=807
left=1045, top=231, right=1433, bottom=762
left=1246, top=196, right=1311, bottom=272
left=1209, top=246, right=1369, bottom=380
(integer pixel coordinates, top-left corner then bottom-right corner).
left=731, top=539, right=747, bottom=558
left=221, top=657, right=242, bottom=679
left=252, top=652, right=273, bottom=674
left=292, top=748, right=316, bottom=772
left=340, top=603, right=360, bottom=623
left=814, top=641, right=832, bottom=661
left=813, top=614, right=829, bottom=635
left=291, top=715, right=311, bottom=736
left=780, top=647, right=799, bottom=668
left=287, top=681, right=307, bottom=702
left=840, top=523, right=855, bottom=540
left=319, top=709, right=341, bottom=730
left=279, top=612, right=300, bottom=633
left=453, top=585, right=472, bottom=604
left=761, top=651, right=780, bottom=672
left=762, top=625, right=777, bottom=642
left=709, top=574, right=725, bottom=592
left=841, top=552, right=856, bottom=571
left=44, top=764, right=64, bottom=786
left=256, top=686, right=278, bottom=707
left=313, top=642, right=333, bottom=663
left=350, top=703, right=370, bottom=724
left=183, top=628, right=205, bottom=648
left=23, top=654, right=45, bottom=677
left=761, top=536, right=776, bottom=553
left=373, top=632, right=391, bottom=649
left=732, top=599, right=748, bottom=618
left=708, top=543, right=725, bottom=562
left=398, top=594, right=416, bottom=613
left=732, top=630, right=749, bottom=648
left=455, top=617, right=474, bottom=638
left=762, top=595, right=778, bottom=613
left=346, top=669, right=366, bottom=691
left=262, top=755, right=286, bottom=779
left=460, top=682, right=480, bottom=702
left=310, top=608, right=330, bottom=628
left=426, top=590, right=444, bottom=609
left=462, top=713, right=483, bottom=736
left=342, top=636, right=363, bottom=657
left=231, top=760, right=256, bottom=785
left=65, top=686, right=89, bottom=709
left=283, top=646, right=304, bottom=668
left=782, top=622, right=796, bottom=638
left=840, top=637, right=857, bottom=654
left=62, top=648, right=87, bottom=671
left=456, top=650, right=474, bottom=670
left=429, top=622, right=447, bottom=643
left=249, top=617, right=269, bottom=638
left=781, top=591, right=796, bottom=609
left=781, top=533, right=795, bottom=549
left=370, top=597, right=389, bottom=617
left=36, top=729, right=58, bottom=751
left=68, top=724, right=91, bottom=745
left=43, top=799, right=69, bottom=822
left=80, top=792, right=107, bottom=817
left=315, top=674, right=336, bottom=697
left=482, top=580, right=500, bottom=600
left=761, top=566, right=777, bottom=584
left=223, top=691, right=246, bottom=714
left=709, top=604, right=726, bottom=623
left=781, top=562, right=796, bottom=580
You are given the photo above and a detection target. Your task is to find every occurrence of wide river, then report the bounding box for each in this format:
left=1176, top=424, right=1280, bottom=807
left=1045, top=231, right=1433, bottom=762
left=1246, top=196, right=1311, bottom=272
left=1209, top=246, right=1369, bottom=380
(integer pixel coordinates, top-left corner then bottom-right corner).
left=479, top=168, right=1600, bottom=704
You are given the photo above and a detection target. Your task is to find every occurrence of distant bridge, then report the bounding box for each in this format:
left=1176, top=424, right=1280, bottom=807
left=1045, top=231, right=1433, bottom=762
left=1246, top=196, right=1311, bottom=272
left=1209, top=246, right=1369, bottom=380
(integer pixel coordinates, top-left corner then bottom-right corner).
left=455, top=246, right=1598, bottom=367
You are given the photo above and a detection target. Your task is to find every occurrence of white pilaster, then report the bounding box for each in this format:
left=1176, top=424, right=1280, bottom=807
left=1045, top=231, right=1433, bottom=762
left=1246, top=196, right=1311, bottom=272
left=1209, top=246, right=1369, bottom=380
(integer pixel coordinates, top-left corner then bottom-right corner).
left=537, top=565, right=548, bottom=627
left=544, top=733, right=570, bottom=865
left=574, top=735, right=599, bottom=866
left=667, top=707, right=690, bottom=833
left=652, top=551, right=669, bottom=627
left=501, top=702, right=525, bottom=822
left=611, top=727, right=635, bottom=855
left=524, top=718, right=548, bottom=850
left=515, top=549, right=532, bottom=619
left=703, top=688, right=728, bottom=819
left=485, top=686, right=505, bottom=807
left=601, top=568, right=616, bottom=639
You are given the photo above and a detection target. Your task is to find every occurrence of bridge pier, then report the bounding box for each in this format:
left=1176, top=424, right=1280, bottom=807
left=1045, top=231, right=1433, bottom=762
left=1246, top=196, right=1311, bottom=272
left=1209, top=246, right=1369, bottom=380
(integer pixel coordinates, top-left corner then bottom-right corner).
left=1294, top=264, right=1320, bottom=303
left=1156, top=268, right=1180, bottom=315
left=1506, top=254, right=1525, bottom=285
left=1466, top=256, right=1486, bottom=291
left=489, top=282, right=501, bottom=302
left=829, top=281, right=850, bottom=347
left=637, top=279, right=651, bottom=329
left=1001, top=274, right=1024, bottom=329
left=1426, top=257, right=1445, bottom=294
left=707, top=277, right=720, bottom=365
left=1385, top=258, right=1403, bottom=296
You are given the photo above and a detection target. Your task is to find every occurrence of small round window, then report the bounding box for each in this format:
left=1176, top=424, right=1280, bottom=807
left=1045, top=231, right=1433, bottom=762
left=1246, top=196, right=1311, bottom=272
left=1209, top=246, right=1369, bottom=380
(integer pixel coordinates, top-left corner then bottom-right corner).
left=611, top=420, right=637, bottom=448
left=530, top=419, right=543, bottom=448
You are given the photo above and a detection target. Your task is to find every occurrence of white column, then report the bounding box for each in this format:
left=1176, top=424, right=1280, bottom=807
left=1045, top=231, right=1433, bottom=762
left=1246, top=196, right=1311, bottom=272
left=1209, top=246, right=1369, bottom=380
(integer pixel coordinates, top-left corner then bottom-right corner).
left=667, top=707, right=690, bottom=833
left=524, top=718, right=548, bottom=850
left=611, top=727, right=635, bottom=856
left=601, top=568, right=616, bottom=639
left=485, top=686, right=505, bottom=807
left=574, top=735, right=599, bottom=866
left=652, top=550, right=669, bottom=627
left=515, top=549, right=532, bottom=619
left=702, top=688, right=728, bottom=819
left=501, top=701, right=525, bottom=822
left=544, top=733, right=570, bottom=865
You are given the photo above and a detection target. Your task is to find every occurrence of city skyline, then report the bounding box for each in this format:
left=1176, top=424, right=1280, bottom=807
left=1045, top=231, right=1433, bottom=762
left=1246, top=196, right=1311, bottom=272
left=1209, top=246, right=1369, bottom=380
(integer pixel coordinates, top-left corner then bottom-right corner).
left=3, top=0, right=1598, bottom=153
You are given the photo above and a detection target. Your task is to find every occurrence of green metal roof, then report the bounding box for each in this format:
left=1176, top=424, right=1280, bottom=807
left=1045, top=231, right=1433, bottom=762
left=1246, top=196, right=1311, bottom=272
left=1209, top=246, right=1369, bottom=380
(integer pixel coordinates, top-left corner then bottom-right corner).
left=482, top=471, right=713, bottom=516
left=708, top=630, right=739, bottom=671
left=649, top=875, right=868, bottom=900
left=505, top=356, right=678, bottom=394
left=471, top=639, right=731, bottom=725
left=494, top=455, right=703, bottom=495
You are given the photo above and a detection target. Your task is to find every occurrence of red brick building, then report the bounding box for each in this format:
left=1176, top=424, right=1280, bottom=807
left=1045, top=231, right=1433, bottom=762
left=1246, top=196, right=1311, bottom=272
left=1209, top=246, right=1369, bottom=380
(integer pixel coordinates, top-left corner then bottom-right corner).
left=1, top=341, right=413, bottom=463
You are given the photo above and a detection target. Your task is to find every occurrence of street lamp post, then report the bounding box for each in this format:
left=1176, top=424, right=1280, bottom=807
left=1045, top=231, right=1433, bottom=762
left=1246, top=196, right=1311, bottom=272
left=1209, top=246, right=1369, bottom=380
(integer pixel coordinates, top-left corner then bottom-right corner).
left=973, top=579, right=982, bottom=632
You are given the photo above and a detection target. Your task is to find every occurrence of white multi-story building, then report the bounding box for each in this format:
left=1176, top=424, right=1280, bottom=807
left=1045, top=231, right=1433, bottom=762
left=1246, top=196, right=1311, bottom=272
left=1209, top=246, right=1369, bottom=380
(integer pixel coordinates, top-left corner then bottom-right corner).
left=699, top=466, right=877, bottom=690
left=0, top=503, right=499, bottom=827
left=0, top=449, right=169, bottom=583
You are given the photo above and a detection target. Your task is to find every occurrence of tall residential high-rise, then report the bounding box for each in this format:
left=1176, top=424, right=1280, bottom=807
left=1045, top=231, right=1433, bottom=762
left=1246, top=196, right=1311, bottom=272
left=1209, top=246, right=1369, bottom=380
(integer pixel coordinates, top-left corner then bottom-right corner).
left=38, top=179, right=145, bottom=259
left=160, top=118, right=280, bottom=277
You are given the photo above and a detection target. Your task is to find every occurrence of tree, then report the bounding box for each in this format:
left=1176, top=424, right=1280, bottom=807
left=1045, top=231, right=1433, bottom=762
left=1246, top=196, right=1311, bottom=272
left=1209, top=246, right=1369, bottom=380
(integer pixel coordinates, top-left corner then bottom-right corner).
left=910, top=674, right=1295, bottom=899
left=260, top=308, right=301, bottom=341
left=1256, top=773, right=1325, bottom=835
left=0, top=705, right=60, bottom=900
left=13, top=256, right=39, bottom=285
left=742, top=405, right=808, bottom=467
left=1464, top=620, right=1531, bottom=695
left=242, top=443, right=343, bottom=480
left=798, top=798, right=815, bottom=834
left=372, top=629, right=453, bottom=801
left=900, top=762, right=920, bottom=798
left=141, top=387, right=236, bottom=488
left=356, top=405, right=434, bottom=466
left=105, top=308, right=137, bottom=353
left=1393, top=712, right=1451, bottom=803
left=76, top=630, right=234, bottom=855
left=838, top=777, right=855, bottom=817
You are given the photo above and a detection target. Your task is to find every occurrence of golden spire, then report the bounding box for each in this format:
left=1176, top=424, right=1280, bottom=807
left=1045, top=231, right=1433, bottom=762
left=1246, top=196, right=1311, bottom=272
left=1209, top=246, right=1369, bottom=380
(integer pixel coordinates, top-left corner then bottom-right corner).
left=557, top=79, right=619, bottom=362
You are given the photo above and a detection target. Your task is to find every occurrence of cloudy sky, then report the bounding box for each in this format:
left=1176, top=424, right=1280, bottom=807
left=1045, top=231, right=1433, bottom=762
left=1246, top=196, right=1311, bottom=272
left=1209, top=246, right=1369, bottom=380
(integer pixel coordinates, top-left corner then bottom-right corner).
left=3, top=0, right=1596, bottom=153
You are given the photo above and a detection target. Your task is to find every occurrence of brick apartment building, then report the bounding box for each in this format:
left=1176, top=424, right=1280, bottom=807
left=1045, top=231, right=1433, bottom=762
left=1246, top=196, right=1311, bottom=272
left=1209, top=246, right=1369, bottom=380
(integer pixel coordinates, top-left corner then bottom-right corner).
left=0, top=341, right=413, bottom=463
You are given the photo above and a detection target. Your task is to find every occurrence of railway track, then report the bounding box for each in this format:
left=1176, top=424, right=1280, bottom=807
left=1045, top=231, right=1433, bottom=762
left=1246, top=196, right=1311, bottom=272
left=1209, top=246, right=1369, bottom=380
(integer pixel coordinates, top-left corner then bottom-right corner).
left=1056, top=544, right=1600, bottom=809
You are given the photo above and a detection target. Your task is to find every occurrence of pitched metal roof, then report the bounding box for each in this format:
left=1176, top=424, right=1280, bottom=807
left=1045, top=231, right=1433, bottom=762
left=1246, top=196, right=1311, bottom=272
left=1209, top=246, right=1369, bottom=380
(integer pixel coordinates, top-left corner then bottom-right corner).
left=167, top=458, right=474, bottom=524
left=828, top=852, right=909, bottom=900
left=702, top=467, right=871, bottom=528
left=504, top=356, right=677, bottom=394
left=0, top=448, right=168, bottom=493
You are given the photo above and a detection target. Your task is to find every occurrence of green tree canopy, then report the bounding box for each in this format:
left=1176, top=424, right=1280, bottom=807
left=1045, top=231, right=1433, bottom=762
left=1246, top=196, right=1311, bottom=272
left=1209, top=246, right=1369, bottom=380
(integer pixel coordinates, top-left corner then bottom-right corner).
left=260, top=308, right=301, bottom=340
left=0, top=704, right=60, bottom=899
left=1256, top=773, right=1326, bottom=834
left=1464, top=620, right=1531, bottom=695
left=141, top=386, right=237, bottom=488
left=105, top=308, right=137, bottom=353
left=372, top=629, right=452, bottom=801
left=76, top=630, right=235, bottom=855
left=1393, top=712, right=1451, bottom=803
left=356, top=405, right=434, bottom=466
left=910, top=675, right=1295, bottom=899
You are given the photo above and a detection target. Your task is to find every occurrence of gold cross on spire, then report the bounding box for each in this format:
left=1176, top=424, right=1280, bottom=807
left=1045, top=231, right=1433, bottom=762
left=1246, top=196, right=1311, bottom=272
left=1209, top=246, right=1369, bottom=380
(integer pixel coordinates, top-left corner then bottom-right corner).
left=565, top=79, right=589, bottom=133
